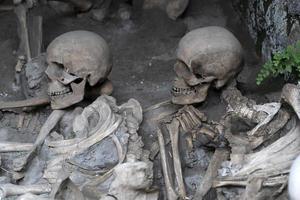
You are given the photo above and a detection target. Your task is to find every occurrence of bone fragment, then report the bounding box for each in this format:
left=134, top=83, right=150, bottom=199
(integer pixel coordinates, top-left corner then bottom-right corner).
left=217, top=118, right=300, bottom=184
left=0, top=5, right=14, bottom=11
left=17, top=113, right=25, bottom=129
left=282, top=83, right=300, bottom=120
left=28, top=15, right=43, bottom=58
left=14, top=3, right=31, bottom=61
left=0, top=97, right=50, bottom=110
left=16, top=193, right=48, bottom=200
left=0, top=142, right=34, bottom=152
left=193, top=149, right=229, bottom=200
left=0, top=183, right=51, bottom=198
left=166, top=119, right=186, bottom=199
left=213, top=175, right=287, bottom=188
left=157, top=127, right=178, bottom=200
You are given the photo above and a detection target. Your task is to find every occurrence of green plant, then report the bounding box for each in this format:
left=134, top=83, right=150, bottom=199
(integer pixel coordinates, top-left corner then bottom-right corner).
left=256, top=41, right=300, bottom=85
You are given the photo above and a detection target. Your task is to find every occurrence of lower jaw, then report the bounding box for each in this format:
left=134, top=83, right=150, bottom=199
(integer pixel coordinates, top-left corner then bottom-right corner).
left=171, top=84, right=210, bottom=105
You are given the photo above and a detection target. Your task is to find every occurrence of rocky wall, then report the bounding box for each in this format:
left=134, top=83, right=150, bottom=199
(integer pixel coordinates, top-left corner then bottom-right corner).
left=233, top=0, right=300, bottom=61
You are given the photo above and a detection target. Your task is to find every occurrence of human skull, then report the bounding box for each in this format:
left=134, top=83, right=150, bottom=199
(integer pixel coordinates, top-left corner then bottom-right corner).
left=45, top=30, right=112, bottom=109
left=172, top=26, right=243, bottom=105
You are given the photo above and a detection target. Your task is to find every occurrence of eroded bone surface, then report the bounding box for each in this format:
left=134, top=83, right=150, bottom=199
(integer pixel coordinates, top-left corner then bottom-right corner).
left=172, top=26, right=243, bottom=105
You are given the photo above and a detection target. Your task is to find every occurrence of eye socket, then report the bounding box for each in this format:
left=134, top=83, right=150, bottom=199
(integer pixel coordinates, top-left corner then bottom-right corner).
left=73, top=78, right=83, bottom=84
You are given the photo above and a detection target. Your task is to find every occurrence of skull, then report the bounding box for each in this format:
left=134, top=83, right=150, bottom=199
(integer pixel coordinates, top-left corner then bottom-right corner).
left=172, top=26, right=243, bottom=105
left=45, top=30, right=112, bottom=109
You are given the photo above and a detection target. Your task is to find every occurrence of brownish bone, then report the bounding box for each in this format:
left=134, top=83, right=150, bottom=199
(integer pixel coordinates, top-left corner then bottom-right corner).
left=51, top=0, right=92, bottom=12
left=166, top=119, right=186, bottom=199
left=14, top=4, right=31, bottom=61
left=193, top=149, right=229, bottom=199
left=0, top=97, right=50, bottom=110
left=28, top=15, right=43, bottom=58
left=157, top=127, right=178, bottom=200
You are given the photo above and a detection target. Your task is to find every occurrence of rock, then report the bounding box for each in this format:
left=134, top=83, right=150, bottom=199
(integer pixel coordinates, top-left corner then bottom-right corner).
left=233, top=0, right=300, bottom=61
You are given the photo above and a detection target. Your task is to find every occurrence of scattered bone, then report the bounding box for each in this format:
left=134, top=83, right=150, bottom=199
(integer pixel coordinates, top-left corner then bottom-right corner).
left=157, top=127, right=178, bottom=200
left=0, top=183, right=51, bottom=198
left=0, top=142, right=33, bottom=152
left=14, top=3, right=31, bottom=61
left=28, top=15, right=43, bottom=58
left=16, top=193, right=48, bottom=200
left=166, top=119, right=186, bottom=198
left=0, top=97, right=50, bottom=110
left=17, top=112, right=26, bottom=129
left=216, top=118, right=300, bottom=189
left=193, top=149, right=229, bottom=200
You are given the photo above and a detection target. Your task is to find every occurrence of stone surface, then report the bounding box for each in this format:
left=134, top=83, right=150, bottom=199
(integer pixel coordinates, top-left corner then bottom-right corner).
left=233, top=0, right=300, bottom=61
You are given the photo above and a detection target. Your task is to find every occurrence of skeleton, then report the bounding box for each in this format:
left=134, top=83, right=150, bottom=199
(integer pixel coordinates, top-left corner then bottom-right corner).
left=0, top=30, right=113, bottom=110
left=0, top=95, right=158, bottom=199
left=211, top=86, right=296, bottom=199
left=157, top=105, right=226, bottom=199
left=171, top=26, right=243, bottom=105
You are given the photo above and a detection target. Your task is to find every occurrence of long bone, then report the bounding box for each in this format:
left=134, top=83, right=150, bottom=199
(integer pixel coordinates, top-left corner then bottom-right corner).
left=0, top=142, right=34, bottom=152
left=0, top=183, right=51, bottom=198
left=0, top=97, right=50, bottom=110
left=13, top=110, right=66, bottom=171
left=157, top=127, right=178, bottom=200
left=166, top=119, right=186, bottom=199
left=14, top=3, right=31, bottom=61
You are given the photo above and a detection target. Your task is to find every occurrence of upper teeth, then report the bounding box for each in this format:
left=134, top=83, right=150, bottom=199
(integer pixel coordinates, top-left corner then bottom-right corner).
left=172, top=87, right=196, bottom=96
left=48, top=89, right=71, bottom=96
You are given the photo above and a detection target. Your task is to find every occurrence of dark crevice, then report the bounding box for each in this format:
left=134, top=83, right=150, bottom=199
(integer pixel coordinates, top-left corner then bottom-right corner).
left=255, top=29, right=266, bottom=56
left=263, top=0, right=273, bottom=12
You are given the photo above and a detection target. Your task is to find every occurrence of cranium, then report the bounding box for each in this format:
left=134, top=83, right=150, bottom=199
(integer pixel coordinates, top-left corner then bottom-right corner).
left=172, top=26, right=243, bottom=105
left=45, top=30, right=112, bottom=109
